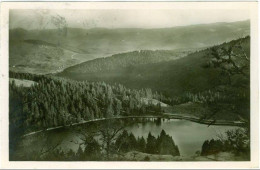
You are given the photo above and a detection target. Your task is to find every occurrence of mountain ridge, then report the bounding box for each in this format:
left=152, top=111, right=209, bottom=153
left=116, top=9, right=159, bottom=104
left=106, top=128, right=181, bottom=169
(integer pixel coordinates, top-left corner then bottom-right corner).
left=10, top=19, right=249, bottom=32
left=9, top=20, right=250, bottom=74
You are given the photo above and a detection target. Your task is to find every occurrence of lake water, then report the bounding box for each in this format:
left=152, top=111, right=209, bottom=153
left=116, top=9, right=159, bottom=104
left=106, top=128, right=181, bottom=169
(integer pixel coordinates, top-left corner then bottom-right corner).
left=125, top=119, right=238, bottom=156
left=17, top=118, right=239, bottom=158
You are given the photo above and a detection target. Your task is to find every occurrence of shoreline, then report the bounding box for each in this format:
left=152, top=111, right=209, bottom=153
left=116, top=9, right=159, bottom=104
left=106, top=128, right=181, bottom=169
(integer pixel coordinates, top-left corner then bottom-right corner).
left=22, top=113, right=245, bottom=138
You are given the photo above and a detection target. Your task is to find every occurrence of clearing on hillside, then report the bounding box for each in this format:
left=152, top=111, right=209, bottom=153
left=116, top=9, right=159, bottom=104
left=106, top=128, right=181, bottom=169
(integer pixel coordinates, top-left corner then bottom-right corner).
left=9, top=78, right=37, bottom=87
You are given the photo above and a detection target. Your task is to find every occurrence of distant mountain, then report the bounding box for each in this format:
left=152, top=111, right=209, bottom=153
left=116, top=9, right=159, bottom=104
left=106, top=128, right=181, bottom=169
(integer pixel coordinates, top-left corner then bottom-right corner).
left=58, top=36, right=250, bottom=97
left=9, top=39, right=88, bottom=74
left=10, top=20, right=250, bottom=74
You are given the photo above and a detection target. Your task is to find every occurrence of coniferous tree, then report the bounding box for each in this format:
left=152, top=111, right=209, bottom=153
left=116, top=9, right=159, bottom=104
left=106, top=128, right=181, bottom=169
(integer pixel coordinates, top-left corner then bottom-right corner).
left=137, top=137, right=146, bottom=152
left=76, top=146, right=84, bottom=161
left=83, top=137, right=101, bottom=160
left=128, top=133, right=137, bottom=150
left=201, top=140, right=210, bottom=156
left=146, top=132, right=157, bottom=154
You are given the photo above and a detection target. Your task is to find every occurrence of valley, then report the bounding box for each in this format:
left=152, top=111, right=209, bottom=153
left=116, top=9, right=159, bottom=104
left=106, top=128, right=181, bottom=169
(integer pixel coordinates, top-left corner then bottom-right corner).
left=9, top=20, right=249, bottom=74
left=8, top=17, right=251, bottom=162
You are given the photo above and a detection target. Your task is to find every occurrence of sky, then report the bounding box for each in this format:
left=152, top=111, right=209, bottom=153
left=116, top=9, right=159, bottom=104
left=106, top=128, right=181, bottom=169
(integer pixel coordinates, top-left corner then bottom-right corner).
left=9, top=9, right=250, bottom=30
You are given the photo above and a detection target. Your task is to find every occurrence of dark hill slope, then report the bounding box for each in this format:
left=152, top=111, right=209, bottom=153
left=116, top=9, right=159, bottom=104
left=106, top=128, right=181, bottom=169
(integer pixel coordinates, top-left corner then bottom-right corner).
left=58, top=37, right=250, bottom=97
left=60, top=50, right=191, bottom=73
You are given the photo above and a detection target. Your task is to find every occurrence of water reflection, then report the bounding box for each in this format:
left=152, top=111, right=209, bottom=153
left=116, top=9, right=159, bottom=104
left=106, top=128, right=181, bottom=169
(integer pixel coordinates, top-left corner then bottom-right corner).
left=17, top=118, right=239, bottom=159
left=125, top=119, right=239, bottom=156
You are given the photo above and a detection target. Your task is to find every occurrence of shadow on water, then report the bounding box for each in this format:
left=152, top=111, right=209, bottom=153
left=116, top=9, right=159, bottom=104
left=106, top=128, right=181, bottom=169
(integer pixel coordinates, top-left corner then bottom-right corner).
left=12, top=118, right=239, bottom=161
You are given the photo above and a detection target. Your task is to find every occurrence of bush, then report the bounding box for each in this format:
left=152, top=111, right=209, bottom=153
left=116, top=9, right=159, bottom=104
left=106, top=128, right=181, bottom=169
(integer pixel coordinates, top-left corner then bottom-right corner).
left=143, top=156, right=150, bottom=161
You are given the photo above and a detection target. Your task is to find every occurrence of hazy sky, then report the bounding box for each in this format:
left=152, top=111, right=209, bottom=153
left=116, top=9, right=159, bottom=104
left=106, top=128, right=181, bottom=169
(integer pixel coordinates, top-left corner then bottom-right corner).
left=9, top=9, right=250, bottom=30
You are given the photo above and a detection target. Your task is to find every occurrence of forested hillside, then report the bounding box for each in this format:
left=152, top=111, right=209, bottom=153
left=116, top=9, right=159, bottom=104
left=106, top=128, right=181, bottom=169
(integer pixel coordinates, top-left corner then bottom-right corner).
left=9, top=20, right=249, bottom=74
left=59, top=36, right=250, bottom=97
left=9, top=72, right=166, bottom=135
left=60, top=50, right=191, bottom=74
left=58, top=36, right=250, bottom=121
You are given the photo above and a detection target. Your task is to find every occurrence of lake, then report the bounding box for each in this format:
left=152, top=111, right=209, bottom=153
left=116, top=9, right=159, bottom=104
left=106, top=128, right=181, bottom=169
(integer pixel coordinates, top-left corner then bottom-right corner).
left=16, top=118, right=239, bottom=159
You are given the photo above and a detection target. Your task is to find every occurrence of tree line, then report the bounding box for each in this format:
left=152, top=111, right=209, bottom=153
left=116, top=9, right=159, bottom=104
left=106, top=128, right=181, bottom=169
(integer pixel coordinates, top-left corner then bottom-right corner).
left=115, top=129, right=180, bottom=156
left=19, top=129, right=180, bottom=161
left=9, top=71, right=165, bottom=135
left=201, top=128, right=249, bottom=160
